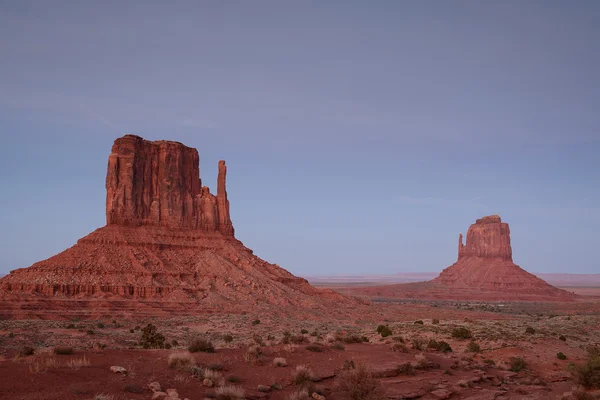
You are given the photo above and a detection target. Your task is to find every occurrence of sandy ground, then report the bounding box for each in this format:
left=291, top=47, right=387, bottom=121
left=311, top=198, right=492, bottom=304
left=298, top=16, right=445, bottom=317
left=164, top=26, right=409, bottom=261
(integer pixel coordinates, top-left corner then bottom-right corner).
left=1, top=299, right=599, bottom=400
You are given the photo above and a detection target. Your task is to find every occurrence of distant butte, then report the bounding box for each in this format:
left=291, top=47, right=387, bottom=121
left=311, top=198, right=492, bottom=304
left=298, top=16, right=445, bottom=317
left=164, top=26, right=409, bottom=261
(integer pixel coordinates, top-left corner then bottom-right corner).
left=0, top=134, right=356, bottom=319
left=340, top=215, right=576, bottom=301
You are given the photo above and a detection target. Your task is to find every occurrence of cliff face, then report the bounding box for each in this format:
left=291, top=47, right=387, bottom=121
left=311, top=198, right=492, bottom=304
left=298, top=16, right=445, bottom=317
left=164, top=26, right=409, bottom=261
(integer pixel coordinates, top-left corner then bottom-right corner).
left=105, top=134, right=233, bottom=235
left=457, top=215, right=512, bottom=261
left=0, top=134, right=354, bottom=318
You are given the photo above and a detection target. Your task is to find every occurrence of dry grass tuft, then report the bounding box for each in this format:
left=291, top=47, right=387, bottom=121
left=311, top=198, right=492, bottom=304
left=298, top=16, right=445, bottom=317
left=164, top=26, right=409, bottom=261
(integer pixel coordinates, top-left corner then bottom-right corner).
left=337, top=363, right=385, bottom=400
left=285, top=389, right=310, bottom=400
left=293, top=364, right=315, bottom=386
left=215, top=384, right=244, bottom=400
left=67, top=355, right=91, bottom=370
left=168, top=351, right=196, bottom=370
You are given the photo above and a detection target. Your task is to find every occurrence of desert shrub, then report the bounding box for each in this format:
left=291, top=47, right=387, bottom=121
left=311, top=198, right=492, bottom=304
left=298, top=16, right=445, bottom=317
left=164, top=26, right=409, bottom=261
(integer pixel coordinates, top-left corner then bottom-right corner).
left=168, top=351, right=196, bottom=370
left=19, top=346, right=35, bottom=356
left=559, top=335, right=567, bottom=341
left=377, top=325, right=392, bottom=338
left=396, top=362, right=415, bottom=375
left=414, top=353, right=439, bottom=370
left=337, top=363, right=385, bottom=400
left=54, top=346, right=74, bottom=355
left=484, top=359, right=496, bottom=366
left=289, top=335, right=309, bottom=344
left=215, top=384, right=244, bottom=400
left=123, top=384, right=143, bottom=394
left=140, top=324, right=165, bottom=349
left=172, top=339, right=179, bottom=346
left=204, top=368, right=225, bottom=386
left=273, top=357, right=288, bottom=367
left=525, top=326, right=536, bottom=334
left=392, top=336, right=404, bottom=343
left=306, top=344, right=323, bottom=352
left=87, top=329, right=95, bottom=335
left=293, top=365, right=315, bottom=386
left=572, top=347, right=600, bottom=389
left=285, top=389, right=310, bottom=400
left=467, top=341, right=481, bottom=353
left=411, top=337, right=425, bottom=350
left=391, top=343, right=409, bottom=353
left=342, top=335, right=363, bottom=344
left=557, top=352, right=567, bottom=360
left=223, top=335, right=233, bottom=343
left=66, top=324, right=75, bottom=329
left=300, top=329, right=309, bottom=334
left=252, top=319, right=260, bottom=326
left=332, top=342, right=346, bottom=351
left=188, top=337, right=215, bottom=353
left=165, top=343, right=172, bottom=349
left=243, top=345, right=265, bottom=365
left=207, top=363, right=222, bottom=371
left=310, top=331, right=318, bottom=337
left=432, top=318, right=440, bottom=325
left=451, top=327, right=472, bottom=339
left=414, top=320, right=424, bottom=325
left=427, top=339, right=452, bottom=353
left=129, top=329, right=134, bottom=333
left=226, top=375, right=241, bottom=383
left=509, top=357, right=527, bottom=372
left=361, top=336, right=369, bottom=342
left=97, top=322, right=105, bottom=329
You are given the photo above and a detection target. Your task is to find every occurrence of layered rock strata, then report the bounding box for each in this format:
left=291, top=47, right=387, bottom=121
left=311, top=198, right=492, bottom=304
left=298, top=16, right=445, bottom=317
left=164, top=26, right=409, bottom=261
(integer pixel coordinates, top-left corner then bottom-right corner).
left=0, top=134, right=353, bottom=318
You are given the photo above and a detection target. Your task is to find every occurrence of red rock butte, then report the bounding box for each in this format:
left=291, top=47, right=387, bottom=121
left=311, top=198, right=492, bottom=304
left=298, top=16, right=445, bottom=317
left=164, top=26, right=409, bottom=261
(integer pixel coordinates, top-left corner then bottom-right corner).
left=343, top=215, right=575, bottom=301
left=432, top=215, right=572, bottom=297
left=0, top=134, right=355, bottom=319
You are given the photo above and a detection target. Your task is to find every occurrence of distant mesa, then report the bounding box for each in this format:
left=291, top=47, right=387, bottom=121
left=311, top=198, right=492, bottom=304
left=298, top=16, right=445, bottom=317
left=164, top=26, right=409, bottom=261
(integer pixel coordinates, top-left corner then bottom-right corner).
left=432, top=215, right=572, bottom=297
left=340, top=215, right=575, bottom=301
left=0, top=134, right=354, bottom=319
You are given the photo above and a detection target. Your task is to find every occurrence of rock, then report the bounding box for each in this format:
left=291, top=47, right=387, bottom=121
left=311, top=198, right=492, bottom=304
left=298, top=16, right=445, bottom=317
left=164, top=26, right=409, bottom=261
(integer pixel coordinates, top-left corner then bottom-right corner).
left=0, top=134, right=357, bottom=318
left=430, top=389, right=452, bottom=399
left=148, top=382, right=161, bottom=392
left=152, top=392, right=168, bottom=400
left=109, top=365, right=126, bottom=374
left=431, top=215, right=574, bottom=300
left=203, top=378, right=214, bottom=387
left=312, top=393, right=326, bottom=400
left=166, top=388, right=179, bottom=399
left=105, top=134, right=232, bottom=233
left=257, top=385, right=271, bottom=392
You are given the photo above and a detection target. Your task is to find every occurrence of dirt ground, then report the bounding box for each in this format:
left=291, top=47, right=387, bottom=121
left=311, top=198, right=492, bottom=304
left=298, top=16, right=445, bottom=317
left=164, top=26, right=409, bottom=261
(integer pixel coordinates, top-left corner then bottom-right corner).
left=1, top=298, right=600, bottom=400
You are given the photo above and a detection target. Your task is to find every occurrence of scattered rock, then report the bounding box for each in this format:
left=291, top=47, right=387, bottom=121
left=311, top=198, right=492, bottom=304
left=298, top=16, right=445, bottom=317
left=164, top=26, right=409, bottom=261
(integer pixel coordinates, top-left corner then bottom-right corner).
left=109, top=366, right=126, bottom=374
left=257, top=385, right=271, bottom=393
left=203, top=378, right=214, bottom=388
left=148, top=382, right=161, bottom=393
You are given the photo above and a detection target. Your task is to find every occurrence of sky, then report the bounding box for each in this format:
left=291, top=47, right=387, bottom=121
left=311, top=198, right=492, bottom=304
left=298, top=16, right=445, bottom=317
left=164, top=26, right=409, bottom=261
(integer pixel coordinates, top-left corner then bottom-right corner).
left=0, top=1, right=599, bottom=277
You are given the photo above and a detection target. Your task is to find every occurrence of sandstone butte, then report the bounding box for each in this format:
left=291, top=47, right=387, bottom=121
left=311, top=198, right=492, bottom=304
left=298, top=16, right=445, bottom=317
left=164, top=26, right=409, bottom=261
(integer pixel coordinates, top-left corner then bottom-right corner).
left=343, top=215, right=576, bottom=302
left=0, top=134, right=356, bottom=319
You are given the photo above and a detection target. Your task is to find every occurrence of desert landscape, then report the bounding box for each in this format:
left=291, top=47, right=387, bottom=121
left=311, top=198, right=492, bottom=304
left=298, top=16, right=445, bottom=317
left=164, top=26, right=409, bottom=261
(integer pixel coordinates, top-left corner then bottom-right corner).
left=0, top=135, right=599, bottom=400
left=2, top=2, right=599, bottom=400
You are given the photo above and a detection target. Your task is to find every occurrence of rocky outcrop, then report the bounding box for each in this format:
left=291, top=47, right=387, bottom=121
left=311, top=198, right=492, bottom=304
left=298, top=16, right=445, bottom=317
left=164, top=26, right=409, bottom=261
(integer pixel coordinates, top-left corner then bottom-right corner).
left=457, top=215, right=512, bottom=261
left=0, top=134, right=355, bottom=318
left=105, top=134, right=233, bottom=235
left=433, top=215, right=574, bottom=299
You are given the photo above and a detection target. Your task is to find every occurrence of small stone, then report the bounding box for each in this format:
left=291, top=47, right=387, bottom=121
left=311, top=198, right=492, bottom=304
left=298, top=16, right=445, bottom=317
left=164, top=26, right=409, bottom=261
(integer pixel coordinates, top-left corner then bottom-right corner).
left=152, top=392, right=168, bottom=400
left=109, top=365, right=126, bottom=374
left=203, top=378, right=214, bottom=387
left=312, top=393, right=326, bottom=400
left=166, top=388, right=179, bottom=399
left=257, top=385, right=271, bottom=393
left=148, top=382, right=161, bottom=392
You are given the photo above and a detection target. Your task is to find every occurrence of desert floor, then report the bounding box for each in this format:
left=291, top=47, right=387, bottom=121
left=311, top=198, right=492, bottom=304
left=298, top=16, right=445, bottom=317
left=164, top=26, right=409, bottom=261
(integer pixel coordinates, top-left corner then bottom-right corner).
left=1, top=291, right=600, bottom=400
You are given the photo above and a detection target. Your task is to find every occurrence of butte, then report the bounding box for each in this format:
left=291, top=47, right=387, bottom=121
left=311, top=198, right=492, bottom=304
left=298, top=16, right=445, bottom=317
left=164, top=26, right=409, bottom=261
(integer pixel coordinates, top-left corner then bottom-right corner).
left=345, top=215, right=575, bottom=301
left=0, top=134, right=355, bottom=319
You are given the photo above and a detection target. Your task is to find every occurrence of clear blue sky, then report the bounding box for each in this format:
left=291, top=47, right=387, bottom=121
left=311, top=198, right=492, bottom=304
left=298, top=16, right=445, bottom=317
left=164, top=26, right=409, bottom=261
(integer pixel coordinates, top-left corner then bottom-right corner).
left=1, top=1, right=598, bottom=277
